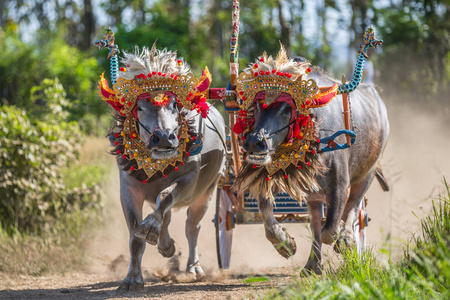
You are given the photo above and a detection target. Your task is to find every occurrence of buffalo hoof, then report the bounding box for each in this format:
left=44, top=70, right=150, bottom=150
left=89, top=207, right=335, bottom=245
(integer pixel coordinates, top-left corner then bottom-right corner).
left=158, top=239, right=176, bottom=258
left=333, top=235, right=355, bottom=253
left=117, top=276, right=144, bottom=292
left=301, top=259, right=322, bottom=277
left=274, top=228, right=297, bottom=259
left=187, top=263, right=206, bottom=282
left=320, top=228, right=338, bottom=245
left=135, top=215, right=162, bottom=245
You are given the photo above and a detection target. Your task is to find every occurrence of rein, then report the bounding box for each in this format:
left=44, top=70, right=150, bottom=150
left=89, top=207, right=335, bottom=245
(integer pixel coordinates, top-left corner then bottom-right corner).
left=265, top=119, right=296, bottom=139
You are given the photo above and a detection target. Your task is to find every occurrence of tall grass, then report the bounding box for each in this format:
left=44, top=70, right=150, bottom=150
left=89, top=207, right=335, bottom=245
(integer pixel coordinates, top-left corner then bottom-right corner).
left=266, top=181, right=450, bottom=299
left=0, top=137, right=112, bottom=276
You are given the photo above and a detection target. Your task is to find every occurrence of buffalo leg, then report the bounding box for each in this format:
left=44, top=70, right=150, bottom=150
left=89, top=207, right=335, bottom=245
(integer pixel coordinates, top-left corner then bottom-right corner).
left=157, top=210, right=175, bottom=257
left=135, top=183, right=177, bottom=245
left=185, top=186, right=214, bottom=281
left=119, top=184, right=146, bottom=291
left=135, top=174, right=195, bottom=245
left=338, top=171, right=375, bottom=250
left=302, top=200, right=324, bottom=276
left=258, top=196, right=297, bottom=258
left=321, top=175, right=350, bottom=245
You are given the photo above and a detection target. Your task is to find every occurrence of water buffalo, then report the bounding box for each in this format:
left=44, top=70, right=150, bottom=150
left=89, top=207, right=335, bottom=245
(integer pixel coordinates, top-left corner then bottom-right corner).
left=233, top=45, right=389, bottom=275
left=99, top=45, right=225, bottom=290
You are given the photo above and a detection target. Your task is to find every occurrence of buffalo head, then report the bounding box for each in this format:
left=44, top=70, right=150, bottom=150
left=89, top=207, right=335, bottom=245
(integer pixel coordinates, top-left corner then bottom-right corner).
left=243, top=92, right=295, bottom=165
left=136, top=93, right=181, bottom=160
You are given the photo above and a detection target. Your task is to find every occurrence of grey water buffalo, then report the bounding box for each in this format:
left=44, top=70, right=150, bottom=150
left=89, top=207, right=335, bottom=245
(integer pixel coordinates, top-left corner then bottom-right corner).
left=99, top=46, right=225, bottom=290
left=233, top=46, right=389, bottom=275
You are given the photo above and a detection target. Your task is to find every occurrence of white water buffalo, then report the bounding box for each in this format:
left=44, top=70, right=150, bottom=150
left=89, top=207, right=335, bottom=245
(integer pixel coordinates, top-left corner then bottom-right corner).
left=233, top=43, right=389, bottom=275
left=99, top=45, right=225, bottom=290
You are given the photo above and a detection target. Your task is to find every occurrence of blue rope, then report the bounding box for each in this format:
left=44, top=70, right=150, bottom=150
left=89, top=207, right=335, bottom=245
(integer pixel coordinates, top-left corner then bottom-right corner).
left=318, top=129, right=357, bottom=153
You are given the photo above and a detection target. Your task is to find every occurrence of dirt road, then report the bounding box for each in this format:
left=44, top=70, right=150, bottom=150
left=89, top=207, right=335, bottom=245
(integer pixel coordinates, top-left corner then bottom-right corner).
left=0, top=270, right=298, bottom=299
left=1, top=102, right=449, bottom=299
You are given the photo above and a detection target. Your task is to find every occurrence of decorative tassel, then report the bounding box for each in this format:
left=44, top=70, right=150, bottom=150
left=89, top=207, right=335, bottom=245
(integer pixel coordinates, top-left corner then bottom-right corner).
left=233, top=119, right=246, bottom=134
left=293, top=122, right=300, bottom=138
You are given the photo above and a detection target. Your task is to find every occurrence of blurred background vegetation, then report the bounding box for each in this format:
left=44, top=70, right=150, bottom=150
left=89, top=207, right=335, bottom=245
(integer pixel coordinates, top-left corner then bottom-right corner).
left=0, top=0, right=449, bottom=274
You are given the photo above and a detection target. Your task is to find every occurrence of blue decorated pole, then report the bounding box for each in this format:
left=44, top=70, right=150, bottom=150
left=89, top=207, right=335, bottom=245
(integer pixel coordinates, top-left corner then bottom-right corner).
left=95, top=27, right=120, bottom=84
left=338, top=26, right=383, bottom=94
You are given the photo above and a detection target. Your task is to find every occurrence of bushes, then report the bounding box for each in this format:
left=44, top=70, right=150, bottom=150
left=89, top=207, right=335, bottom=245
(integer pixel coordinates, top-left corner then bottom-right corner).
left=0, top=96, right=101, bottom=237
left=0, top=28, right=105, bottom=134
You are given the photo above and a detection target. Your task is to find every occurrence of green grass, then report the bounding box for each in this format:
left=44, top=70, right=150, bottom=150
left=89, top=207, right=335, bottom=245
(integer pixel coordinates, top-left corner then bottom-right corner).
left=265, top=180, right=450, bottom=300
left=62, top=163, right=109, bottom=190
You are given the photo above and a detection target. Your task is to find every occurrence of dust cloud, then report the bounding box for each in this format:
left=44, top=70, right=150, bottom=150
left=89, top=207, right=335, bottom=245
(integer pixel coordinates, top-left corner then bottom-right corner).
left=85, top=97, right=450, bottom=281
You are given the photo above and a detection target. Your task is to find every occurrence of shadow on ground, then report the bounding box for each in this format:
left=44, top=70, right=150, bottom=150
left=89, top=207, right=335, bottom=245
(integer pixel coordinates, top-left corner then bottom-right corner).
left=0, top=277, right=259, bottom=300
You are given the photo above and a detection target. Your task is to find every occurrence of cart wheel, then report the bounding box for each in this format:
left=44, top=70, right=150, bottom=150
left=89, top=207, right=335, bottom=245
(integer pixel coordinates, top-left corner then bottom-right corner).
left=214, top=188, right=234, bottom=269
left=353, top=199, right=368, bottom=257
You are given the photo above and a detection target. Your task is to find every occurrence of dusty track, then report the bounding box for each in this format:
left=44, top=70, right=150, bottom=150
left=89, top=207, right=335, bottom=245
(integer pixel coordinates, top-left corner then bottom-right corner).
left=0, top=270, right=296, bottom=299
left=1, top=101, right=450, bottom=299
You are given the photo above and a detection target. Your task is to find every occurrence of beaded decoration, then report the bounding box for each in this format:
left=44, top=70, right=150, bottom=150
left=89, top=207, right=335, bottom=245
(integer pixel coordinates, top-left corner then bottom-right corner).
left=237, top=75, right=319, bottom=113
left=118, top=114, right=191, bottom=180
left=234, top=45, right=338, bottom=178
left=113, top=72, right=199, bottom=115
left=264, top=118, right=316, bottom=176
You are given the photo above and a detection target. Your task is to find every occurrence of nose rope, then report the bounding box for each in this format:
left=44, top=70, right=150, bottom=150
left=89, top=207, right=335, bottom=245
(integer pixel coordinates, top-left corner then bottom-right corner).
left=147, top=125, right=158, bottom=144
left=265, top=119, right=296, bottom=139
left=253, top=119, right=296, bottom=146
left=135, top=118, right=153, bottom=135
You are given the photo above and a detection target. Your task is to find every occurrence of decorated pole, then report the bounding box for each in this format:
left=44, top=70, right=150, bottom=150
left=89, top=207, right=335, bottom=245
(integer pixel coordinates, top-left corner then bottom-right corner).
left=341, top=75, right=352, bottom=146
left=229, top=0, right=243, bottom=208
left=338, top=26, right=383, bottom=94
left=95, top=27, right=120, bottom=84
left=230, top=0, right=240, bottom=87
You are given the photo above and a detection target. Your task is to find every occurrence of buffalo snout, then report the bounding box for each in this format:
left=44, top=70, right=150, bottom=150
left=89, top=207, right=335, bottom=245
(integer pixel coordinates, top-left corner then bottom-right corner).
left=148, top=129, right=178, bottom=149
left=243, top=134, right=268, bottom=153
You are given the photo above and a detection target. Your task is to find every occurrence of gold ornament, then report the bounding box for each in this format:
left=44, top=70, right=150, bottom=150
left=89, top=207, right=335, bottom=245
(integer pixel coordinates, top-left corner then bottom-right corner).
left=121, top=114, right=190, bottom=179
left=264, top=118, right=316, bottom=176
left=236, top=74, right=319, bottom=113
left=113, top=73, right=199, bottom=115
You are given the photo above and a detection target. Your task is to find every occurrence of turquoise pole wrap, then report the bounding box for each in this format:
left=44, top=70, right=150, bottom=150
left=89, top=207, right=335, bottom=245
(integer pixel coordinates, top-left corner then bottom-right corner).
left=110, top=54, right=119, bottom=85
left=338, top=46, right=368, bottom=94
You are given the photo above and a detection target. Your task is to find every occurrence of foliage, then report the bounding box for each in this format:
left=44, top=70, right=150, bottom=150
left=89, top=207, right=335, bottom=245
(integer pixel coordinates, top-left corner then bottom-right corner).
left=109, top=3, right=219, bottom=84
left=0, top=103, right=102, bottom=236
left=29, top=78, right=72, bottom=123
left=266, top=181, right=450, bottom=299
left=374, top=1, right=450, bottom=101
left=0, top=27, right=104, bottom=131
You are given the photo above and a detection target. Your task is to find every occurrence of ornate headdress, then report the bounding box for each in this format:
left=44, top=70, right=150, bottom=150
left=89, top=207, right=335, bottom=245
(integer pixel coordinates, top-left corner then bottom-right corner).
left=97, top=34, right=212, bottom=182
left=233, top=45, right=338, bottom=178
